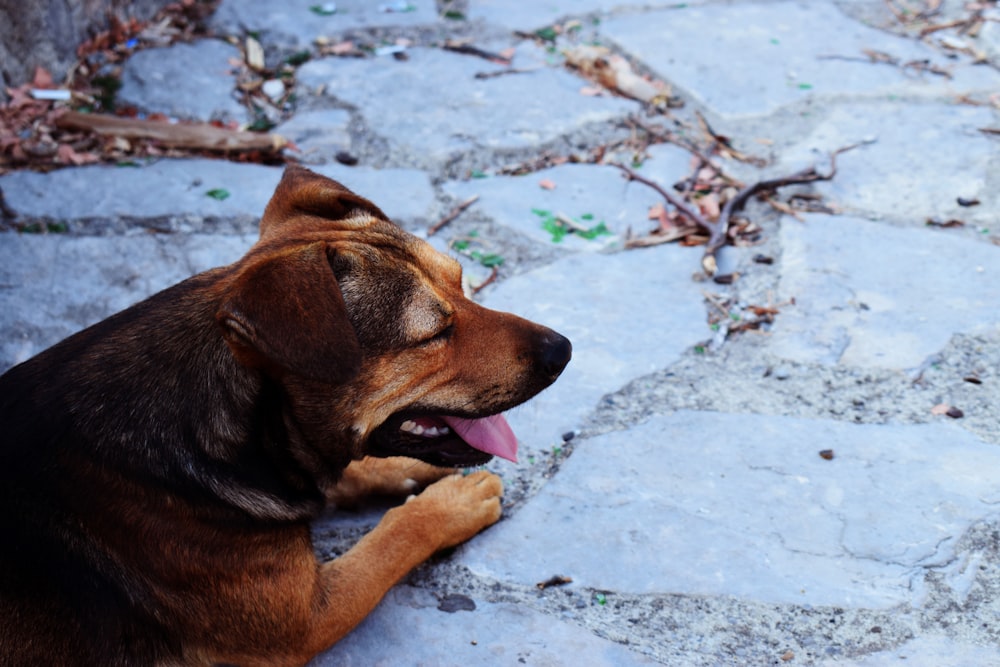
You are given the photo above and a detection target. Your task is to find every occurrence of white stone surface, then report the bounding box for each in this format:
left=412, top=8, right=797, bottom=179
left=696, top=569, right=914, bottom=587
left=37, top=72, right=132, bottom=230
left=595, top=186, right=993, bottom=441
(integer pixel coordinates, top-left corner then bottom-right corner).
left=443, top=145, right=692, bottom=252
left=212, top=0, right=439, bottom=50
left=480, top=246, right=706, bottom=451
left=459, top=411, right=1000, bottom=608
left=311, top=586, right=657, bottom=666
left=0, top=233, right=254, bottom=370
left=771, top=213, right=1000, bottom=368
left=276, top=109, right=353, bottom=164
left=601, top=1, right=1000, bottom=118
left=119, top=39, right=248, bottom=122
left=297, top=47, right=639, bottom=170
left=776, top=102, right=998, bottom=226
left=0, top=160, right=435, bottom=230
left=822, top=634, right=1000, bottom=667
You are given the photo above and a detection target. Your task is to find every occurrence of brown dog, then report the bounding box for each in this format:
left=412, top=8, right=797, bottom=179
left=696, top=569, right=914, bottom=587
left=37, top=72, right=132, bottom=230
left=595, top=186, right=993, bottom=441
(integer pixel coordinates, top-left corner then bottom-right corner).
left=0, top=166, right=571, bottom=666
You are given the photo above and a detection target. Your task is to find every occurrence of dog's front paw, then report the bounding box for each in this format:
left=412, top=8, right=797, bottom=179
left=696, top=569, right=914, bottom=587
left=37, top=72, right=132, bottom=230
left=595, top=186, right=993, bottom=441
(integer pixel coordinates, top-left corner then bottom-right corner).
left=405, top=471, right=503, bottom=550
left=328, top=457, right=455, bottom=508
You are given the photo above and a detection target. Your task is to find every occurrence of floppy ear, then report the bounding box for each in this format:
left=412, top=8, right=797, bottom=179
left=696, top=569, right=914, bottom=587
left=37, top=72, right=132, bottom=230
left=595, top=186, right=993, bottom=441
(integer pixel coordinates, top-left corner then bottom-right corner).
left=217, top=242, right=361, bottom=384
left=260, top=166, right=389, bottom=240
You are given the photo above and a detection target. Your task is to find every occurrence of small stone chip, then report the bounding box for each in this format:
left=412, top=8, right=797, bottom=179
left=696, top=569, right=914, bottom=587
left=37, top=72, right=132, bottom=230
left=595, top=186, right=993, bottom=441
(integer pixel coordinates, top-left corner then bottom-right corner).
left=819, top=449, right=834, bottom=460
left=946, top=406, right=964, bottom=419
left=437, top=593, right=476, bottom=613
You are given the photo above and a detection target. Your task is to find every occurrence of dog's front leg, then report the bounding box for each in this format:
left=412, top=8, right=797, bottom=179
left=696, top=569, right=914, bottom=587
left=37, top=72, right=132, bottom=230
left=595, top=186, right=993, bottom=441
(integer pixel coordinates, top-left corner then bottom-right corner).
left=326, top=456, right=454, bottom=508
left=304, top=471, right=502, bottom=659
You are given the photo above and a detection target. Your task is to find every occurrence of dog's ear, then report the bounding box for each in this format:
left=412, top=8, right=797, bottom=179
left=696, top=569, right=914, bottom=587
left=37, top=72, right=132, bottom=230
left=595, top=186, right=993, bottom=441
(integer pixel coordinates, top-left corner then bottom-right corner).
left=217, top=242, right=361, bottom=384
left=260, top=166, right=388, bottom=240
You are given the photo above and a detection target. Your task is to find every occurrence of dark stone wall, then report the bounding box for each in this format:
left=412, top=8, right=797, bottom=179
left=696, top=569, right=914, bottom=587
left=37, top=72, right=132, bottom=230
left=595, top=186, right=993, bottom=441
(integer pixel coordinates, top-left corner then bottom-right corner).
left=0, top=0, right=171, bottom=89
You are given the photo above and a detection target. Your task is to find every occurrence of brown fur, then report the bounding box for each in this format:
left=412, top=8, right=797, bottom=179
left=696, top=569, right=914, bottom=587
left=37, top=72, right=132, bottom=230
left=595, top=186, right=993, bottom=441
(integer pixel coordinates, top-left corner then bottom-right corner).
left=0, top=166, right=570, bottom=666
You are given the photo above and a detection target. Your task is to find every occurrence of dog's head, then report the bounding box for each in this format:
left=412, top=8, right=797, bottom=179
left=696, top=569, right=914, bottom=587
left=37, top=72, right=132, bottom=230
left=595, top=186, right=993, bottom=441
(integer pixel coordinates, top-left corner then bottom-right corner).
left=216, top=166, right=571, bottom=468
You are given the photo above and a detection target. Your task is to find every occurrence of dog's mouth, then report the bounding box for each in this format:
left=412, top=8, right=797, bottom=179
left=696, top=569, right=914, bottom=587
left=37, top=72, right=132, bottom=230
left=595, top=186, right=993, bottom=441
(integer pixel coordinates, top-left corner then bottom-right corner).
left=367, top=412, right=518, bottom=467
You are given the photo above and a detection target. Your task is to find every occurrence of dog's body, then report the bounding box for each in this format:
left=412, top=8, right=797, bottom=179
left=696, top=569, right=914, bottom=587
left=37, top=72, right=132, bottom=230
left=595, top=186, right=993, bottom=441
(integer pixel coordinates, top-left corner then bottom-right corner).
left=0, top=167, right=570, bottom=666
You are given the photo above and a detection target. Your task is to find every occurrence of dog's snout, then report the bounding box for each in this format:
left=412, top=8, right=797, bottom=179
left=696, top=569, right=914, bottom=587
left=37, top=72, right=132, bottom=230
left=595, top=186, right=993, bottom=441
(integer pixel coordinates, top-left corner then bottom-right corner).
left=537, top=331, right=572, bottom=379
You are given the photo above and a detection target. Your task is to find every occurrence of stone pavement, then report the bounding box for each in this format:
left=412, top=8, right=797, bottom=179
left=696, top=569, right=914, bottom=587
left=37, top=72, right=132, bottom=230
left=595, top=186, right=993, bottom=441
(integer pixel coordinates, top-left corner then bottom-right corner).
left=2, top=0, right=1000, bottom=664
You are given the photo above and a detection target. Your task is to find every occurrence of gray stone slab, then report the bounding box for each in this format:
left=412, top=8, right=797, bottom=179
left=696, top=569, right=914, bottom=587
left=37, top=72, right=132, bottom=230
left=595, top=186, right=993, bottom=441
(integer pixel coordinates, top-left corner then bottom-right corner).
left=771, top=213, right=1000, bottom=369
left=478, top=245, right=706, bottom=452
left=211, top=0, right=439, bottom=52
left=442, top=144, right=692, bottom=252
left=118, top=39, right=247, bottom=122
left=775, top=102, right=999, bottom=226
left=0, top=159, right=435, bottom=232
left=467, top=0, right=660, bottom=31
left=296, top=47, right=639, bottom=173
left=311, top=585, right=657, bottom=666
left=276, top=109, right=353, bottom=164
left=601, top=2, right=1000, bottom=119
left=820, top=634, right=1000, bottom=667
left=0, top=232, right=254, bottom=370
left=459, top=410, right=1000, bottom=608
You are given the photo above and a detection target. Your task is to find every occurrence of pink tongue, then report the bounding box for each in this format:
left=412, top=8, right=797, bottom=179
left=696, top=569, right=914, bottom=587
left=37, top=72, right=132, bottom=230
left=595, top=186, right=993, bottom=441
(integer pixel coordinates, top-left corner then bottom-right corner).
left=442, top=414, right=518, bottom=463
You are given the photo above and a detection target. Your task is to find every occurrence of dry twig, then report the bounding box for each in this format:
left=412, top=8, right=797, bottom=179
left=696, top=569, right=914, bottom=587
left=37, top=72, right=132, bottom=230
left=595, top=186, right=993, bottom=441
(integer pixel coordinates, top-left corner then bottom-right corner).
left=428, top=195, right=480, bottom=236
left=617, top=139, right=875, bottom=274
left=55, top=111, right=287, bottom=153
left=471, top=266, right=499, bottom=294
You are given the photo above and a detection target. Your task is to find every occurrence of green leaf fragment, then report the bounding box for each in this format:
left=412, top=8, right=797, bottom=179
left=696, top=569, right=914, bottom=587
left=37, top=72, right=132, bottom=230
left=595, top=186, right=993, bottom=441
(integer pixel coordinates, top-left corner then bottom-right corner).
left=206, top=189, right=231, bottom=201
left=309, top=5, right=337, bottom=16
left=535, top=27, right=558, bottom=41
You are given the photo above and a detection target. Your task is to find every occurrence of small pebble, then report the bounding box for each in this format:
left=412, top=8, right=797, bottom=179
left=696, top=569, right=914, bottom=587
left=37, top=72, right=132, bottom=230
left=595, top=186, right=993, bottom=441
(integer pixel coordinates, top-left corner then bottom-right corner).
left=437, top=594, right=476, bottom=613
left=946, top=406, right=964, bottom=419
left=261, top=79, right=285, bottom=101
left=335, top=151, right=359, bottom=166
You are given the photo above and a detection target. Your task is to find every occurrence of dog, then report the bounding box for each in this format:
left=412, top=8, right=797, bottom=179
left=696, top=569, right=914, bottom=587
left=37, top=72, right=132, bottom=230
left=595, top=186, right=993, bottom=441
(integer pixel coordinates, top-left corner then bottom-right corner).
left=0, top=166, right=571, bottom=666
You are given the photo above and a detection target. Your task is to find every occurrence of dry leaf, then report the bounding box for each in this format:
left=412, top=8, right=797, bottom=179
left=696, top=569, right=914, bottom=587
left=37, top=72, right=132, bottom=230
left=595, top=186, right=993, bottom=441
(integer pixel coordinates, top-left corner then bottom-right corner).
left=648, top=203, right=666, bottom=220
left=245, top=36, right=265, bottom=70
left=579, top=86, right=603, bottom=97
left=56, top=143, right=98, bottom=165
left=538, top=178, right=556, bottom=190
left=329, top=40, right=356, bottom=55
left=697, top=192, right=721, bottom=219
left=930, top=403, right=951, bottom=415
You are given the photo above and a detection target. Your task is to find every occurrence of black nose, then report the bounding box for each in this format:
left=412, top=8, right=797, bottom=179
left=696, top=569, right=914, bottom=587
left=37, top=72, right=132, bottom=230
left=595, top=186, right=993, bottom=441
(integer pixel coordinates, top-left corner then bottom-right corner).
left=538, top=331, right=572, bottom=379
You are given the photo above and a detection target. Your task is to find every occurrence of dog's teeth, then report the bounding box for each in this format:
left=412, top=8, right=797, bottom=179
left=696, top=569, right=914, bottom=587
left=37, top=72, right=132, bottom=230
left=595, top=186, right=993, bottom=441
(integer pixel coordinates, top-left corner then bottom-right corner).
left=400, top=421, right=448, bottom=437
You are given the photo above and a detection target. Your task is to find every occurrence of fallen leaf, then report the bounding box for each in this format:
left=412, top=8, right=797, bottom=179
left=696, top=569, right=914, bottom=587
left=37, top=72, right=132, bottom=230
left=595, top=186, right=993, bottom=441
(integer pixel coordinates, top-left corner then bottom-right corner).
left=536, top=575, right=573, bottom=590
left=819, top=449, right=834, bottom=460
left=781, top=650, right=795, bottom=662
left=697, top=192, right=721, bottom=219
left=56, top=143, right=98, bottom=165
left=930, top=403, right=951, bottom=415
left=926, top=217, right=964, bottom=228
left=245, top=36, right=265, bottom=70
left=538, top=178, right=556, bottom=190
left=579, top=86, right=603, bottom=96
